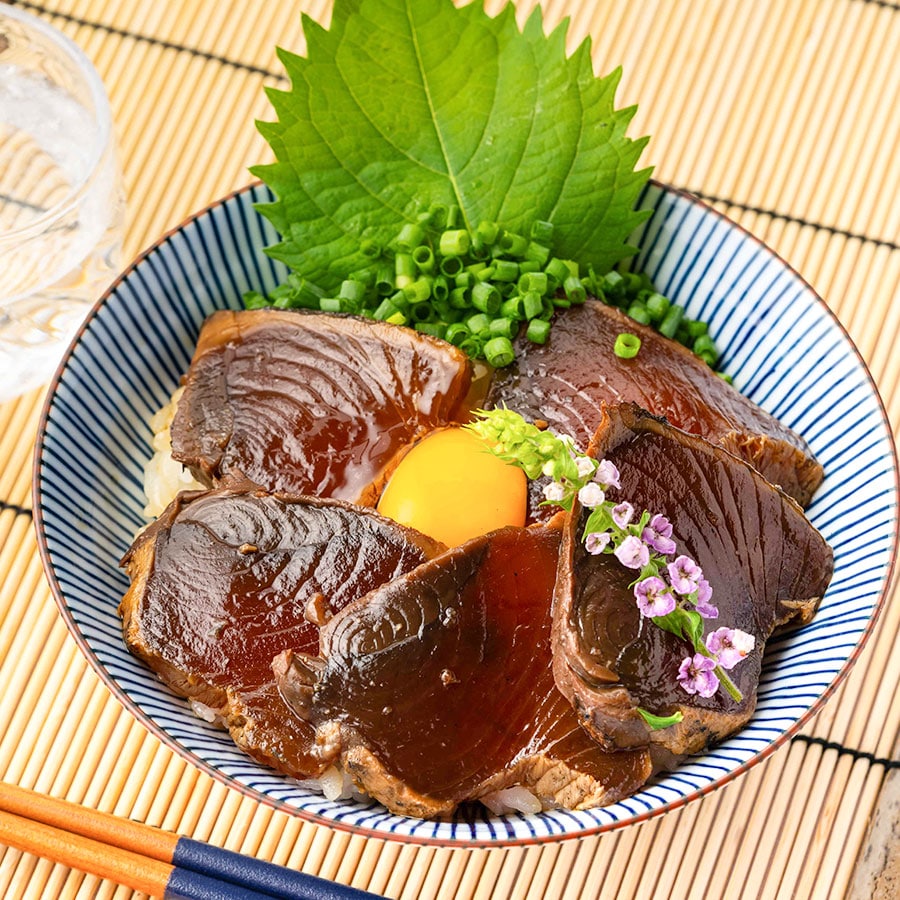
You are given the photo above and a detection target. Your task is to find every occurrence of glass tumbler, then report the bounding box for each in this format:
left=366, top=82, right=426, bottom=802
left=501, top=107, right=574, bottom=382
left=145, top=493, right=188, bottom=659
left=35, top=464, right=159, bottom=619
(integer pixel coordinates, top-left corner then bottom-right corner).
left=0, top=5, right=125, bottom=403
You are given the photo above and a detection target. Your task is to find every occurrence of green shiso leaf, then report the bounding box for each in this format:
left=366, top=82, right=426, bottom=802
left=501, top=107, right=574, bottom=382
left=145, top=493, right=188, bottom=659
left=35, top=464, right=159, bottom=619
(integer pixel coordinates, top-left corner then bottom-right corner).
left=252, top=0, right=652, bottom=294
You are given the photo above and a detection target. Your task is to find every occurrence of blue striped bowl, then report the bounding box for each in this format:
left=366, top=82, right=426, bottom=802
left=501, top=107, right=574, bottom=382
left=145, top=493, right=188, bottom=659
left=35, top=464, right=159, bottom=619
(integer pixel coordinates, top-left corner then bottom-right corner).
left=34, top=183, right=898, bottom=846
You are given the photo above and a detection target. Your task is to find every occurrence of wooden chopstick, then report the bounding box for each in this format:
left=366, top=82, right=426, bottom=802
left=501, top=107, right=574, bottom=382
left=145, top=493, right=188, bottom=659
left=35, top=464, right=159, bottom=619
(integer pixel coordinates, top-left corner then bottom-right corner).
left=0, top=782, right=381, bottom=899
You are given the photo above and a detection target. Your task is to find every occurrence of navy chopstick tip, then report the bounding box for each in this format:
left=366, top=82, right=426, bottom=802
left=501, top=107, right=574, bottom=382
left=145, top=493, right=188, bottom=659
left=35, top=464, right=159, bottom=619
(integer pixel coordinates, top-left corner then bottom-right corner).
left=164, top=866, right=274, bottom=900
left=173, top=836, right=384, bottom=899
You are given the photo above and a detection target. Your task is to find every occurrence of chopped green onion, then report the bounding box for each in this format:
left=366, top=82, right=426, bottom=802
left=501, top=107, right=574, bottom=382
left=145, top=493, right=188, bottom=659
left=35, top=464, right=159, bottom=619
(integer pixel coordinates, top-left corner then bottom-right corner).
left=445, top=322, right=470, bottom=346
left=395, top=253, right=416, bottom=288
left=500, top=296, right=525, bottom=320
left=489, top=316, right=515, bottom=339
left=491, top=259, right=519, bottom=282
left=412, top=244, right=435, bottom=273
left=483, top=336, right=515, bottom=368
left=439, top=229, right=470, bottom=257
left=499, top=231, right=529, bottom=257
left=524, top=241, right=550, bottom=266
left=373, top=298, right=400, bottom=321
left=627, top=301, right=652, bottom=325
left=465, top=312, right=491, bottom=335
left=563, top=274, right=586, bottom=305
left=449, top=286, right=470, bottom=309
left=659, top=304, right=684, bottom=338
left=360, top=238, right=382, bottom=258
left=247, top=211, right=717, bottom=370
left=525, top=318, right=551, bottom=344
left=475, top=220, right=500, bottom=246
left=459, top=335, right=484, bottom=357
left=522, top=290, right=543, bottom=320
left=693, top=333, right=719, bottom=366
left=388, top=289, right=410, bottom=313
left=645, top=291, right=670, bottom=321
left=375, top=264, right=394, bottom=296
left=545, top=257, right=573, bottom=284
left=530, top=219, right=554, bottom=243
left=454, top=271, right=473, bottom=291
left=339, top=279, right=367, bottom=303
left=625, top=272, right=644, bottom=294
left=602, top=269, right=626, bottom=302
left=518, top=271, right=548, bottom=295
left=425, top=204, right=449, bottom=229
left=415, top=322, right=447, bottom=339
left=403, top=277, right=432, bottom=304
left=614, top=332, right=641, bottom=359
left=410, top=303, right=436, bottom=323
left=538, top=296, right=555, bottom=320
left=432, top=275, right=450, bottom=302
left=685, top=319, right=709, bottom=338
left=471, top=282, right=501, bottom=315
left=439, top=255, right=464, bottom=277
left=395, top=222, right=425, bottom=252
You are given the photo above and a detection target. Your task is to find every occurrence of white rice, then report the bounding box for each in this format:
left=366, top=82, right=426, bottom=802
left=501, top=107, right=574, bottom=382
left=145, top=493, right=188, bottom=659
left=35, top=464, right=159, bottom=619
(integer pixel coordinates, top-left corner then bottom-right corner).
left=143, top=387, right=205, bottom=517
left=297, top=765, right=369, bottom=803
left=479, top=785, right=544, bottom=816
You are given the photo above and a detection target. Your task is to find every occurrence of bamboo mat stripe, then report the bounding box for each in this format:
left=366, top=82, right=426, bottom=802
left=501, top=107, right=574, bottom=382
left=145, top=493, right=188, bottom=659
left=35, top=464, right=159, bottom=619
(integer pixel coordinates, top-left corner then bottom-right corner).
left=686, top=192, right=900, bottom=252
left=0, top=503, right=30, bottom=517
left=12, top=1, right=291, bottom=79
left=13, top=0, right=900, bottom=254
left=791, top=736, right=900, bottom=770
left=1, top=1, right=899, bottom=898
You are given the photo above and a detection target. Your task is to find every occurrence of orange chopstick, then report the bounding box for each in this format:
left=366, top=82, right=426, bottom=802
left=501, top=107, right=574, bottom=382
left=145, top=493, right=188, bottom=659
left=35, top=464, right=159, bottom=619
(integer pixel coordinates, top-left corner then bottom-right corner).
left=0, top=782, right=380, bottom=899
left=0, top=807, right=172, bottom=897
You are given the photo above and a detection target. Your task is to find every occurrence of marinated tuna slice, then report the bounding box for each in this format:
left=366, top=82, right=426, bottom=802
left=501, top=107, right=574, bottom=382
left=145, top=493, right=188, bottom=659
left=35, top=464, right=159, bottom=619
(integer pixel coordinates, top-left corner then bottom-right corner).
left=485, top=300, right=822, bottom=511
left=553, top=404, right=833, bottom=761
left=119, top=488, right=443, bottom=778
left=170, top=309, right=473, bottom=505
left=275, top=526, right=651, bottom=818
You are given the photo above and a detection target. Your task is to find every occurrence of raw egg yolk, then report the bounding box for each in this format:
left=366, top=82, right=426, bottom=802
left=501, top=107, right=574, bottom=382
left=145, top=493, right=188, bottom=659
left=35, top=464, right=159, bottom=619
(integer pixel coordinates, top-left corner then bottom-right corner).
left=377, top=427, right=527, bottom=547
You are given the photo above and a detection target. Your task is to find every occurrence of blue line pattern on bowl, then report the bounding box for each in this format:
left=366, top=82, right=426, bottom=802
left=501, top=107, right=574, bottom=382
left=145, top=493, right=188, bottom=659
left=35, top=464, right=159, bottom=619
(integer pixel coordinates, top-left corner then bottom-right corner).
left=33, top=182, right=898, bottom=847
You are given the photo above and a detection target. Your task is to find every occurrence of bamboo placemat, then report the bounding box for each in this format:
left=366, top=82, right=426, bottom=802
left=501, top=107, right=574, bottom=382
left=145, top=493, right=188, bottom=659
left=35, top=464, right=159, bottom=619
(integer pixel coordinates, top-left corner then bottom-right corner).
left=1, top=0, right=898, bottom=897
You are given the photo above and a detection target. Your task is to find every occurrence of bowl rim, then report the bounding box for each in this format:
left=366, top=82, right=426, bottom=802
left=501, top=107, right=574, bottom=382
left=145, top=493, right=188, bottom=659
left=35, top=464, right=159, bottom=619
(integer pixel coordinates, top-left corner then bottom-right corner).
left=31, top=180, right=900, bottom=848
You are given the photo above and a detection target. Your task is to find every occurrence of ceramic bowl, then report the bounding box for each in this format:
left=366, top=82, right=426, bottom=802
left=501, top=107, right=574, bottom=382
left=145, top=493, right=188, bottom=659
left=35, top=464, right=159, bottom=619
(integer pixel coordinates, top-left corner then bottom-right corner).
left=34, top=182, right=898, bottom=846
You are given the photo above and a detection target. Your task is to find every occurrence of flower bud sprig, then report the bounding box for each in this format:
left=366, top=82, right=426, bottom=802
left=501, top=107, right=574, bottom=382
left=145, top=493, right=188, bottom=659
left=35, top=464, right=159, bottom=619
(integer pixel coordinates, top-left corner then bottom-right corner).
left=466, top=408, right=755, bottom=712
left=466, top=407, right=584, bottom=506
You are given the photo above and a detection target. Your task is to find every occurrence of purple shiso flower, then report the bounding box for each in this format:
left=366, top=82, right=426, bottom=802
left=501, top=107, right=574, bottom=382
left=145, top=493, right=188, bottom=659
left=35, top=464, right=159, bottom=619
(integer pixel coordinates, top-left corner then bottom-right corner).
left=594, top=459, right=621, bottom=489
left=706, top=627, right=755, bottom=669
left=611, top=501, right=634, bottom=528
left=575, top=456, right=597, bottom=479
left=642, top=513, right=677, bottom=555
left=634, top=576, right=677, bottom=618
left=677, top=653, right=720, bottom=697
left=577, top=482, right=606, bottom=508
left=542, top=481, right=566, bottom=503
left=585, top=531, right=611, bottom=555
left=668, top=554, right=703, bottom=595
left=614, top=534, right=650, bottom=569
left=694, top=578, right=718, bottom=619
